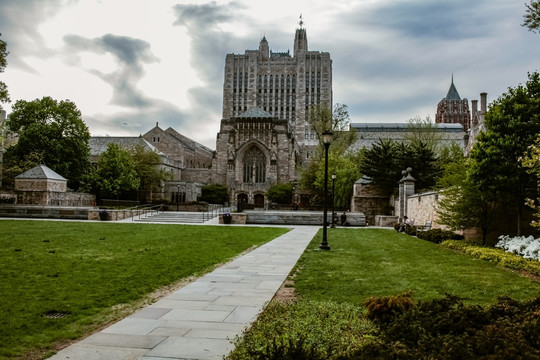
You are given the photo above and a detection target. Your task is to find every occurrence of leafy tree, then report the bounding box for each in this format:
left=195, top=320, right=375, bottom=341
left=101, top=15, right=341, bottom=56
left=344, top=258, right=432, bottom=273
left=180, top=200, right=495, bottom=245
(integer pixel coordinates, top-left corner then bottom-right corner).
left=131, top=144, right=172, bottom=194
left=306, top=103, right=356, bottom=153
left=200, top=184, right=229, bottom=204
left=301, top=150, right=362, bottom=208
left=469, top=72, right=540, bottom=235
left=0, top=33, right=10, bottom=110
left=521, top=134, right=540, bottom=229
left=436, top=155, right=498, bottom=245
left=523, top=1, right=540, bottom=33
left=266, top=183, right=294, bottom=205
left=4, top=97, right=90, bottom=189
left=405, top=115, right=443, bottom=152
left=300, top=103, right=358, bottom=203
left=90, top=143, right=140, bottom=199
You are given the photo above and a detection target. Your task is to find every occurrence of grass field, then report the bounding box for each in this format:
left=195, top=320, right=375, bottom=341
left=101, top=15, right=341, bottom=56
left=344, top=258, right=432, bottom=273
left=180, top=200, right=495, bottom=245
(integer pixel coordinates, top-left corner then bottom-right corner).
left=227, top=228, right=540, bottom=359
left=0, top=220, right=289, bottom=359
left=294, top=228, right=540, bottom=305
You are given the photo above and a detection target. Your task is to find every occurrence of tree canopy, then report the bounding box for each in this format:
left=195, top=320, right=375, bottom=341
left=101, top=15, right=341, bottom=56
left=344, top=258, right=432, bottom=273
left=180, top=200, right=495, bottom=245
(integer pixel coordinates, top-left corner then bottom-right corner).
left=0, top=33, right=10, bottom=110
left=469, top=72, right=540, bottom=235
left=523, top=1, right=540, bottom=33
left=3, top=97, right=90, bottom=189
left=89, top=143, right=140, bottom=199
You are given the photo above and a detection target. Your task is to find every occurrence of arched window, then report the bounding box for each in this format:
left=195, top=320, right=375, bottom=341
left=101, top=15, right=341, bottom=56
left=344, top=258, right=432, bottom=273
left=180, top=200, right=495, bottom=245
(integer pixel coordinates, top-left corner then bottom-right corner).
left=243, top=146, right=266, bottom=183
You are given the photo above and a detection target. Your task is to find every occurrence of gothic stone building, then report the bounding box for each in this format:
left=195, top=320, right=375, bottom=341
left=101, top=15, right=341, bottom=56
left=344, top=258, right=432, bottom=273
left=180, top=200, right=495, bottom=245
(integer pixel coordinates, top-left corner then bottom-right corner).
left=213, top=25, right=332, bottom=206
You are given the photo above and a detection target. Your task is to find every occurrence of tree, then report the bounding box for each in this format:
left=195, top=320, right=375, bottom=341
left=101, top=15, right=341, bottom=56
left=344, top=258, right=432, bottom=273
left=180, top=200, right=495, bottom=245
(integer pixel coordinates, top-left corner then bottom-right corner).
left=301, top=150, right=362, bottom=208
left=200, top=184, right=229, bottom=204
left=266, top=183, right=294, bottom=205
left=359, top=139, right=400, bottom=196
left=0, top=33, right=10, bottom=110
left=436, top=155, right=498, bottom=245
left=405, top=115, right=443, bottom=153
left=521, top=134, right=540, bottom=229
left=359, top=138, right=441, bottom=196
left=3, top=97, right=90, bottom=189
left=469, top=72, right=540, bottom=235
left=300, top=103, right=358, bottom=203
left=90, top=143, right=140, bottom=199
left=523, top=1, right=540, bottom=33
left=131, top=144, right=172, bottom=198
left=306, top=103, right=356, bottom=153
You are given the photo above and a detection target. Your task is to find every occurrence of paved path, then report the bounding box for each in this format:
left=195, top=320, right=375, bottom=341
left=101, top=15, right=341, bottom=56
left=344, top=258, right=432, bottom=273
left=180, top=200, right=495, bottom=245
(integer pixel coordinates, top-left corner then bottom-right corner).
left=50, top=225, right=319, bottom=360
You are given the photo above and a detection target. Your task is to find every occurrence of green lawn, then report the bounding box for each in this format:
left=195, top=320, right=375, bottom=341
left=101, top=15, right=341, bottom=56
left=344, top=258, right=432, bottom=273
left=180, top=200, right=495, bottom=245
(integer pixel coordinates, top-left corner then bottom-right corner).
left=294, top=228, right=540, bottom=305
left=0, top=220, right=289, bottom=359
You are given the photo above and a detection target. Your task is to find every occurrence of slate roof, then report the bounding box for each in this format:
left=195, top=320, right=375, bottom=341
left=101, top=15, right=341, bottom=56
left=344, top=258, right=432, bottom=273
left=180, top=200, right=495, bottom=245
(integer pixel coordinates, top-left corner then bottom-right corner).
left=350, top=123, right=463, bottom=132
left=238, top=107, right=274, bottom=118
left=15, top=165, right=66, bottom=180
left=89, top=137, right=160, bottom=157
left=446, top=77, right=461, bottom=100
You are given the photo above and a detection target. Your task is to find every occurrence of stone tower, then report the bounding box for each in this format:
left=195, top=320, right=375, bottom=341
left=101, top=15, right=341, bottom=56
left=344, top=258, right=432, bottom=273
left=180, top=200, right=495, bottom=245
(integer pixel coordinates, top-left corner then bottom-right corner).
left=221, top=22, right=332, bottom=155
left=215, top=21, right=333, bottom=206
left=435, top=76, right=471, bottom=131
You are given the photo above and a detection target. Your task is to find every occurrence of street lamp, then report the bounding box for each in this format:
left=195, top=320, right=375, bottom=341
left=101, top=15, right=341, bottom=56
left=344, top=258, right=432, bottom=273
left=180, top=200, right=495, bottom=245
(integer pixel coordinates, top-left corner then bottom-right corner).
left=320, top=130, right=333, bottom=250
left=177, top=184, right=180, bottom=211
left=331, top=172, right=337, bottom=228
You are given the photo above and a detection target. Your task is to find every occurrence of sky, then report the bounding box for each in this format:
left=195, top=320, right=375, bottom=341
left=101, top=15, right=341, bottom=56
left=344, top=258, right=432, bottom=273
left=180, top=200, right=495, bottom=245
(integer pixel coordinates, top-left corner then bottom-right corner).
left=1, top=0, right=539, bottom=149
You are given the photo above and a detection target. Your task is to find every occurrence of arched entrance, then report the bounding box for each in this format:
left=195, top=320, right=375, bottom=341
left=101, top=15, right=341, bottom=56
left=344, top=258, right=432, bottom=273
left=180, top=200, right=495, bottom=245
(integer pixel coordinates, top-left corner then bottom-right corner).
left=254, top=193, right=265, bottom=208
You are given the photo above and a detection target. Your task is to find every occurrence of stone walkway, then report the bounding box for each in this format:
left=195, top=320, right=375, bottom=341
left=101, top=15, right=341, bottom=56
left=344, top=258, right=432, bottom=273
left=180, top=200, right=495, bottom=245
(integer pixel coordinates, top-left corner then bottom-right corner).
left=49, top=225, right=319, bottom=360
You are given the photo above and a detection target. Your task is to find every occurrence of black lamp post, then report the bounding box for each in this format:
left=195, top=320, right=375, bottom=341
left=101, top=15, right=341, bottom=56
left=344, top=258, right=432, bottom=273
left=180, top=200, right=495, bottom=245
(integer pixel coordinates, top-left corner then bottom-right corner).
left=177, top=184, right=180, bottom=211
left=331, top=172, right=337, bottom=228
left=320, top=130, right=333, bottom=250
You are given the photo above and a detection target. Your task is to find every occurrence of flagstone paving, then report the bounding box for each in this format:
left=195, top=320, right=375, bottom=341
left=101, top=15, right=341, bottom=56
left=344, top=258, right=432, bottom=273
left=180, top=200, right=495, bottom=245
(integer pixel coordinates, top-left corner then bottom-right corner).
left=49, top=225, right=318, bottom=360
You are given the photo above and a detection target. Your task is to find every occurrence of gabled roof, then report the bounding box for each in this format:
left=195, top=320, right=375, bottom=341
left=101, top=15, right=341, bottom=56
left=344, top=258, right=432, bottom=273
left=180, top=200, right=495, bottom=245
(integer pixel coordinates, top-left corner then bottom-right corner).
left=446, top=76, right=461, bottom=100
left=89, top=137, right=160, bottom=157
left=238, top=107, right=274, bottom=119
left=15, top=165, right=66, bottom=181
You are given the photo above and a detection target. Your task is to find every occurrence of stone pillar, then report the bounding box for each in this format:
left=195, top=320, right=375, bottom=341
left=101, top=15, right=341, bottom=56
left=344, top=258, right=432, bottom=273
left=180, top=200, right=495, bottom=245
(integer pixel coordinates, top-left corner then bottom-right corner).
left=399, top=167, right=415, bottom=221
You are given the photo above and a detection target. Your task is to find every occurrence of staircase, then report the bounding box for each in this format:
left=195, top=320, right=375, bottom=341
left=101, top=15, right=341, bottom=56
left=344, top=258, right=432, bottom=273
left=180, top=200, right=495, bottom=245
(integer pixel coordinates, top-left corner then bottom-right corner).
left=134, top=211, right=210, bottom=224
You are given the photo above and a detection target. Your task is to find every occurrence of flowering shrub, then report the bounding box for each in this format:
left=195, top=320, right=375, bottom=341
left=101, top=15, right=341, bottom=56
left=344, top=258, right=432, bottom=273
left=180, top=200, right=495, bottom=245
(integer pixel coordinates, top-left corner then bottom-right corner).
left=496, top=235, right=540, bottom=261
left=442, top=240, right=540, bottom=276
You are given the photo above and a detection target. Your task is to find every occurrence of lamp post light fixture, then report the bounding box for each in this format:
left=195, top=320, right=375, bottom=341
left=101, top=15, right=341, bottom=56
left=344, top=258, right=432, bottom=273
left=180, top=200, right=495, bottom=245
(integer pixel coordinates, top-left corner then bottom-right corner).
left=331, top=172, right=337, bottom=228
left=177, top=184, right=180, bottom=211
left=320, top=130, right=333, bottom=250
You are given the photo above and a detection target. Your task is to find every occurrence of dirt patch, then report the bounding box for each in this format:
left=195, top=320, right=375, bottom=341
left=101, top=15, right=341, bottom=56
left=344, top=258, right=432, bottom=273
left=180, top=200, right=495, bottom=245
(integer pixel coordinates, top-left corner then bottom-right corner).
left=273, top=279, right=297, bottom=304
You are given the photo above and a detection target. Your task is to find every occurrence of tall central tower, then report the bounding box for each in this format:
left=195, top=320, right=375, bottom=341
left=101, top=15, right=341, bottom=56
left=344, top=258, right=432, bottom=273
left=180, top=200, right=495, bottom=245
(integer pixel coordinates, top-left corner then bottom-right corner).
left=214, top=23, right=333, bottom=206
left=221, top=24, right=333, bottom=148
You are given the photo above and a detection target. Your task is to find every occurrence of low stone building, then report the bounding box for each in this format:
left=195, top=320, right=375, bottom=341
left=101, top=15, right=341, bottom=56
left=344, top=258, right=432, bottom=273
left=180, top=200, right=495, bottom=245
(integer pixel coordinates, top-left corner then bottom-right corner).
left=14, top=164, right=94, bottom=206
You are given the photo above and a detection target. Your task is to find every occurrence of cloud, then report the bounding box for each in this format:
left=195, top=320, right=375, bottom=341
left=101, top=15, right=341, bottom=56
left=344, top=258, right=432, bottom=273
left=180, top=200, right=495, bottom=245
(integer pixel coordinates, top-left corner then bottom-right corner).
left=0, top=0, right=70, bottom=73
left=63, top=33, right=158, bottom=108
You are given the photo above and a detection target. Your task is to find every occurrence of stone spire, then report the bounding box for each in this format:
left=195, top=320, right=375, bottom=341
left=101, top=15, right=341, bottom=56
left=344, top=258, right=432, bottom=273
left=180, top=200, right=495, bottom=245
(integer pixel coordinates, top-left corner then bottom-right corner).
left=294, top=15, right=308, bottom=57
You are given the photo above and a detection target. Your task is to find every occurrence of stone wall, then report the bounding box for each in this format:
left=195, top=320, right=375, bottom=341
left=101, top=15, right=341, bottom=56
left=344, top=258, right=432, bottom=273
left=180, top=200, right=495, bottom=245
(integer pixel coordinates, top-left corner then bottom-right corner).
left=16, top=190, right=95, bottom=206
left=15, top=178, right=67, bottom=192
left=405, top=191, right=445, bottom=229
left=351, top=182, right=392, bottom=225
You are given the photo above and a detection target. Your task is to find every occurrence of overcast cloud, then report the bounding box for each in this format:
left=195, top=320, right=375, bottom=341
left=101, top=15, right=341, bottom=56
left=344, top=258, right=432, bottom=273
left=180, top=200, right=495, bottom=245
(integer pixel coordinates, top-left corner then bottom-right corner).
left=1, top=0, right=539, bottom=148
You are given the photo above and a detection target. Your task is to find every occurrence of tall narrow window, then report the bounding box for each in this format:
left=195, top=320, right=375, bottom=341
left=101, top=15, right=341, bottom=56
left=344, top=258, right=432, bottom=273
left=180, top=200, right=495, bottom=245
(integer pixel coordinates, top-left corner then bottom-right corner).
left=243, top=147, right=266, bottom=183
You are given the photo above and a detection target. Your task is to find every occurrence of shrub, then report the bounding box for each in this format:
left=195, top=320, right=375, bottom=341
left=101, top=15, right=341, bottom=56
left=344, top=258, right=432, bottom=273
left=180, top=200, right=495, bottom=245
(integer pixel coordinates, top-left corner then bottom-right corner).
left=417, top=228, right=464, bottom=243
left=364, top=291, right=414, bottom=324
left=199, top=184, right=229, bottom=204
left=266, top=183, right=294, bottom=205
left=227, top=300, right=376, bottom=360
left=496, top=235, right=540, bottom=261
left=442, top=240, right=540, bottom=277
left=358, top=295, right=540, bottom=359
